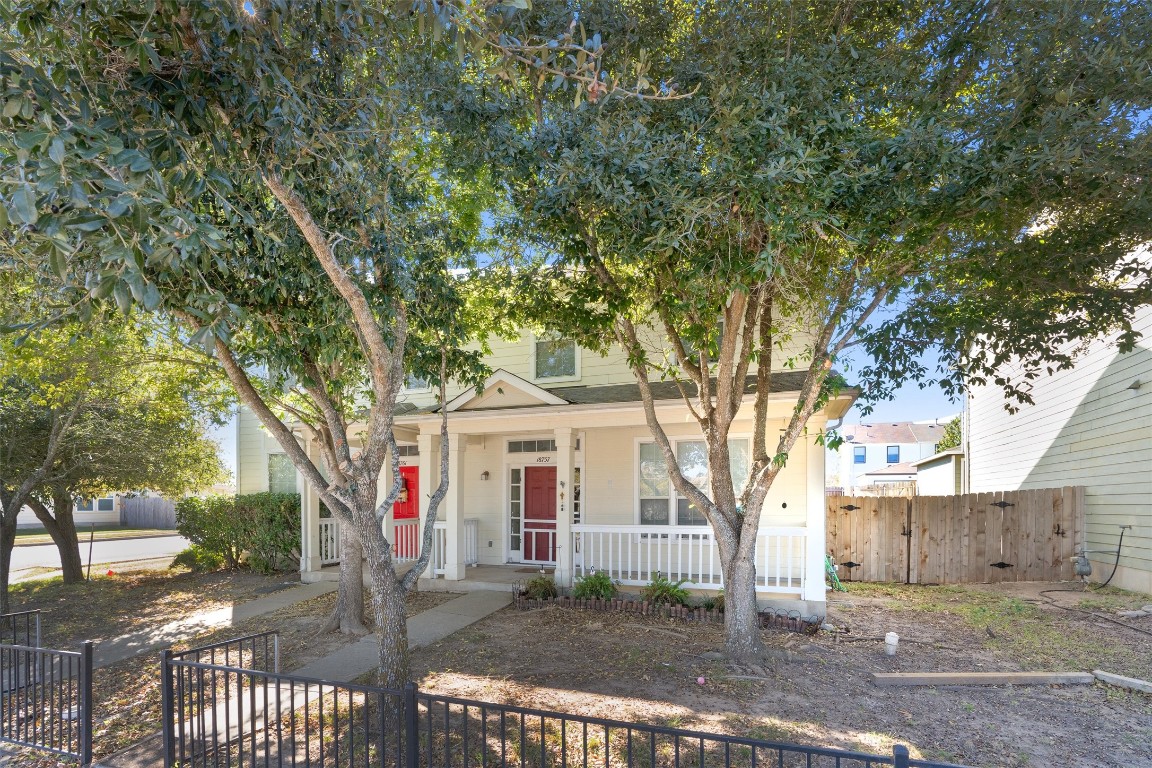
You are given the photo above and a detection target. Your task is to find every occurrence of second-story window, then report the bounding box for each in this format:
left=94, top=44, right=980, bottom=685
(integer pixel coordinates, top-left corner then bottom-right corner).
left=886, top=445, right=900, bottom=463
left=534, top=335, right=577, bottom=380
left=853, top=446, right=866, bottom=464
left=404, top=374, right=430, bottom=391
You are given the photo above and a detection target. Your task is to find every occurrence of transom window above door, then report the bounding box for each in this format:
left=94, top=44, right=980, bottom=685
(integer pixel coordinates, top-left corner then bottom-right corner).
left=533, top=335, right=578, bottom=381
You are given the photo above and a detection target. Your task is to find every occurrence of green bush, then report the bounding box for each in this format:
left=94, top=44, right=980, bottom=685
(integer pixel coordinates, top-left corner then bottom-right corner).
left=642, top=572, right=690, bottom=606
left=175, top=492, right=301, bottom=573
left=573, top=570, right=618, bottom=600
left=175, top=495, right=244, bottom=568
left=170, top=545, right=226, bottom=572
left=524, top=575, right=558, bottom=600
left=236, top=492, right=301, bottom=573
left=700, top=590, right=725, bottom=613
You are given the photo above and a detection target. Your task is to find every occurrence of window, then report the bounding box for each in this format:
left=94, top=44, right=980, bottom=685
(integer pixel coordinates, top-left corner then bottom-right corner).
left=404, top=374, right=430, bottom=391
left=396, top=445, right=420, bottom=457
left=508, top=439, right=557, bottom=453
left=268, top=453, right=297, bottom=494
left=853, top=446, right=866, bottom=464
left=638, top=439, right=749, bottom=526
left=534, top=336, right=577, bottom=380
left=97, top=497, right=115, bottom=512
left=509, top=468, right=522, bottom=551
left=76, top=498, right=94, bottom=512
left=886, top=446, right=900, bottom=464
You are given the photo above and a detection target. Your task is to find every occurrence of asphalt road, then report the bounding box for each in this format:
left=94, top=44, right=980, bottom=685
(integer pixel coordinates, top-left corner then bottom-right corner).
left=9, top=534, right=190, bottom=576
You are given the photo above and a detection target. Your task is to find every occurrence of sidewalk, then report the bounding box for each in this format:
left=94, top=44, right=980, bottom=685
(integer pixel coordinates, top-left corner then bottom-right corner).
left=93, top=581, right=337, bottom=668
left=95, top=590, right=512, bottom=768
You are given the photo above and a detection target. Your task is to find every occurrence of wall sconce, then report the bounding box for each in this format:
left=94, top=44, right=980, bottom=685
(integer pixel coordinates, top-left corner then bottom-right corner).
left=480, top=471, right=490, bottom=481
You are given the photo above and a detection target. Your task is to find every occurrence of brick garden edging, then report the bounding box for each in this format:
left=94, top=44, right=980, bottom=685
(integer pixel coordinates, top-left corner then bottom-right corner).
left=512, top=593, right=821, bottom=635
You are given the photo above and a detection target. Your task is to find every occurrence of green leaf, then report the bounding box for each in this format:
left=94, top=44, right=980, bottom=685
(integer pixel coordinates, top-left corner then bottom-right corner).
left=13, top=185, right=38, bottom=225
left=2, top=98, right=22, bottom=118
left=48, top=136, right=65, bottom=165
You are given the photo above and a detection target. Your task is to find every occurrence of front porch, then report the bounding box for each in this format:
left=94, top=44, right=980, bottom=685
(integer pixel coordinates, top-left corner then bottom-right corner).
left=308, top=517, right=819, bottom=609
left=295, top=369, right=832, bottom=612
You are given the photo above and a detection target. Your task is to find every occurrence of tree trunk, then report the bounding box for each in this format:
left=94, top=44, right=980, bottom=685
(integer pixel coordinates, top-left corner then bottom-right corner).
left=0, top=514, right=17, bottom=615
left=321, top=524, right=368, bottom=634
left=27, top=490, right=84, bottom=584
left=721, top=526, right=767, bottom=663
left=365, top=532, right=409, bottom=690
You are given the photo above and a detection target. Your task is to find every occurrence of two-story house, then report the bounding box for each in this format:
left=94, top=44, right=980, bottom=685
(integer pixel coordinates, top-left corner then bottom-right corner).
left=965, top=304, right=1152, bottom=594
left=829, top=420, right=952, bottom=493
left=237, top=329, right=856, bottom=613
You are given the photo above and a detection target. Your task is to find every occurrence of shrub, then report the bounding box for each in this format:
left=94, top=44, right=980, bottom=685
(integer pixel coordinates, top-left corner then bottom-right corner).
left=175, top=492, right=301, bottom=573
left=235, top=492, right=301, bottom=573
left=642, top=572, right=690, bottom=606
left=700, top=590, right=725, bottom=613
left=524, top=575, right=558, bottom=600
left=175, top=495, right=244, bottom=568
left=573, top=570, right=618, bottom=600
left=171, top=545, right=225, bottom=572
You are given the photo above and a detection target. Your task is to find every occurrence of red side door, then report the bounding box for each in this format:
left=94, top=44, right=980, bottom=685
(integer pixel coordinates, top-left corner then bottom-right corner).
left=523, top=466, right=557, bottom=562
left=393, top=466, right=419, bottom=557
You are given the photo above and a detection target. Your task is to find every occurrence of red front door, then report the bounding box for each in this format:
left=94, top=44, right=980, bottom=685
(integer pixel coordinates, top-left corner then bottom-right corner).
left=393, top=466, right=419, bottom=558
left=523, top=466, right=557, bottom=562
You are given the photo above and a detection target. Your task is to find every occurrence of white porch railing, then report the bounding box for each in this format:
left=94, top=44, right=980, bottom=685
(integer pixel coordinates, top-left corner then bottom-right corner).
left=571, top=524, right=807, bottom=595
left=318, top=518, right=477, bottom=575
left=319, top=519, right=341, bottom=565
left=429, top=519, right=480, bottom=575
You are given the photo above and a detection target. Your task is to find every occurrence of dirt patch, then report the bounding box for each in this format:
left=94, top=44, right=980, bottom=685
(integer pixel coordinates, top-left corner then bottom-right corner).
left=412, top=582, right=1152, bottom=768
left=7, top=568, right=291, bottom=648
left=6, top=571, right=462, bottom=765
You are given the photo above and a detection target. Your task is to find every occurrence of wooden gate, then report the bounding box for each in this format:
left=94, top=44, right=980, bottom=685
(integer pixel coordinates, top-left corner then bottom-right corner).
left=826, top=487, right=1084, bottom=584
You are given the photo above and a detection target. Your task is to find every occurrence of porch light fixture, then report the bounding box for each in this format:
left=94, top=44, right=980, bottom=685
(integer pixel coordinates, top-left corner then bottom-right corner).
left=480, top=471, right=490, bottom=481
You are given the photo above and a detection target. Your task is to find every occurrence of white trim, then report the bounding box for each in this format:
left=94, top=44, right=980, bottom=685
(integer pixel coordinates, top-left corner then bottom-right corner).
left=909, top=448, right=964, bottom=467
left=444, top=368, right=568, bottom=412
left=529, top=332, right=581, bottom=384
left=633, top=434, right=752, bottom=528
left=503, top=434, right=583, bottom=564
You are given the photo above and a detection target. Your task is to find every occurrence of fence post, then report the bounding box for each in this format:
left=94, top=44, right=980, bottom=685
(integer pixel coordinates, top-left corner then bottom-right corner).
left=404, top=681, right=419, bottom=768
left=893, top=744, right=910, bottom=768
left=161, top=649, right=175, bottom=768
left=79, top=641, right=94, bottom=767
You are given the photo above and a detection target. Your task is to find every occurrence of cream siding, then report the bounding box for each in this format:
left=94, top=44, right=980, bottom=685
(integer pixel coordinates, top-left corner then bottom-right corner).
left=236, top=406, right=274, bottom=494
left=966, top=305, right=1152, bottom=593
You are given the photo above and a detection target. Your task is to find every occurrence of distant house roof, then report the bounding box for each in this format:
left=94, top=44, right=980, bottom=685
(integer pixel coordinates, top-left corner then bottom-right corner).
left=840, top=421, right=946, bottom=444
left=910, top=448, right=965, bottom=468
left=863, top=461, right=918, bottom=477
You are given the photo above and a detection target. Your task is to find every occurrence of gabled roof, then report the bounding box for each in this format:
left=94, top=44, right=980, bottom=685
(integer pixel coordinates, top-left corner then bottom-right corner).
left=840, top=421, right=947, bottom=444
left=444, top=369, right=568, bottom=412
left=863, top=461, right=918, bottom=476
left=910, top=448, right=964, bottom=468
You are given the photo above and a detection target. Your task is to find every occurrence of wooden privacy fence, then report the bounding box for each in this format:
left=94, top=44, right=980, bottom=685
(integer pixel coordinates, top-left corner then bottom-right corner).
left=120, top=496, right=177, bottom=529
left=826, top=487, right=1085, bottom=585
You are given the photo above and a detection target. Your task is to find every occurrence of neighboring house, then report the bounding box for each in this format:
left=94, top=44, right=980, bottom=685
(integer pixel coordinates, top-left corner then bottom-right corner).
left=237, top=329, right=856, bottom=613
left=831, top=420, right=952, bottom=493
left=965, top=304, right=1152, bottom=594
left=911, top=448, right=965, bottom=496
left=15, top=494, right=121, bottom=528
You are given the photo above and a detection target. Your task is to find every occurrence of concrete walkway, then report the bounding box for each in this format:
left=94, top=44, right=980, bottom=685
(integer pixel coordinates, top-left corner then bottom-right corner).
left=292, top=590, right=512, bottom=681
left=95, top=590, right=512, bottom=768
left=94, top=581, right=336, bottom=668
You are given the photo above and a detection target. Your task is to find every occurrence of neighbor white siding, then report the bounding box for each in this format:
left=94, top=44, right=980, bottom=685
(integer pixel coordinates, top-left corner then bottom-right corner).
left=966, top=305, right=1152, bottom=593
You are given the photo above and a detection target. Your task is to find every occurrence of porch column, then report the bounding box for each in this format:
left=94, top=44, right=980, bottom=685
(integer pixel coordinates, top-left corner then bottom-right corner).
left=379, top=458, right=395, bottom=555
left=443, top=433, right=467, bottom=581
left=554, top=428, right=576, bottom=588
left=417, top=431, right=436, bottom=583
left=300, top=437, right=323, bottom=580
left=802, top=428, right=828, bottom=604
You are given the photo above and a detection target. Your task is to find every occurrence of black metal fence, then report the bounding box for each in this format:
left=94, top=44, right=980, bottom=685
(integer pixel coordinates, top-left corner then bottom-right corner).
left=0, top=621, right=93, bottom=765
left=163, top=632, right=970, bottom=768
left=1, top=609, right=41, bottom=647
